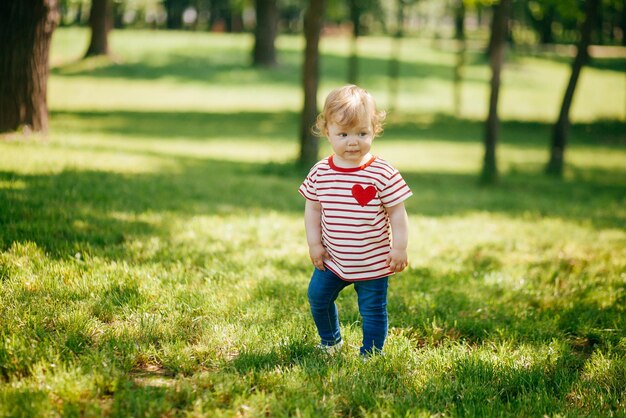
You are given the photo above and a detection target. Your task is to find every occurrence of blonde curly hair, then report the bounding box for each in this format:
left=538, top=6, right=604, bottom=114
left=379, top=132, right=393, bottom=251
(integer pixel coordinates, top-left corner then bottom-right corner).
left=313, top=85, right=386, bottom=137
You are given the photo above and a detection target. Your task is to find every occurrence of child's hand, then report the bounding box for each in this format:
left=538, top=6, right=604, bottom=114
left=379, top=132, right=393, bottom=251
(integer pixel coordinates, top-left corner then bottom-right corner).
left=387, top=248, right=408, bottom=273
left=309, top=244, right=330, bottom=271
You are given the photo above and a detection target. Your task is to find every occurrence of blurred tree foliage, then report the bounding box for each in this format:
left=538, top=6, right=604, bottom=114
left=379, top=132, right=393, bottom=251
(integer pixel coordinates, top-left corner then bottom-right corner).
left=55, top=0, right=624, bottom=46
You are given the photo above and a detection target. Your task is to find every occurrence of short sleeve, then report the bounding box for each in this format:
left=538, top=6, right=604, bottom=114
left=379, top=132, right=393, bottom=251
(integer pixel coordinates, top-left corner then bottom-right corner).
left=379, top=169, right=412, bottom=207
left=298, top=165, right=319, bottom=201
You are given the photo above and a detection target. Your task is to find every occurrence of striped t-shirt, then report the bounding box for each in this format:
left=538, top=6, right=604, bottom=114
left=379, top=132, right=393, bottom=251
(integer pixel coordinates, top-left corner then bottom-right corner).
left=299, top=155, right=412, bottom=281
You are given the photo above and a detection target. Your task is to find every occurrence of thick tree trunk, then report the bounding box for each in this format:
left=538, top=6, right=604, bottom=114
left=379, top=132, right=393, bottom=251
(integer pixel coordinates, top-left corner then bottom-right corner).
left=546, top=0, right=600, bottom=177
left=481, top=0, right=511, bottom=185
left=0, top=0, right=59, bottom=134
left=84, top=0, right=111, bottom=57
left=252, top=0, right=278, bottom=67
left=299, top=0, right=326, bottom=169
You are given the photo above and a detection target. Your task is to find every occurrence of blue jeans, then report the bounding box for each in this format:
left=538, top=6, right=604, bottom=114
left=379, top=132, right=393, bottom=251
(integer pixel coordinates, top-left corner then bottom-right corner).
left=307, top=268, right=389, bottom=356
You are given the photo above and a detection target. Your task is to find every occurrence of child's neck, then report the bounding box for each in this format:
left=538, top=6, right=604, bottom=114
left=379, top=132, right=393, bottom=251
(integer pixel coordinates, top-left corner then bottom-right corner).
left=332, top=153, right=373, bottom=168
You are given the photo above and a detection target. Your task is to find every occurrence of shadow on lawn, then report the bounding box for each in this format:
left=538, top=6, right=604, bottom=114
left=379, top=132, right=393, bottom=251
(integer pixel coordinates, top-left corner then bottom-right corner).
left=51, top=109, right=626, bottom=147
left=223, top=267, right=624, bottom=415
left=51, top=49, right=472, bottom=86
left=1, top=147, right=624, bottom=258
left=390, top=267, right=626, bottom=344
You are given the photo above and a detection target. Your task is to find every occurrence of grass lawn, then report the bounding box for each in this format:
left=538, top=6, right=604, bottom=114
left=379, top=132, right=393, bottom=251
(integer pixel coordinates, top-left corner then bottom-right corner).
left=1, top=28, right=625, bottom=416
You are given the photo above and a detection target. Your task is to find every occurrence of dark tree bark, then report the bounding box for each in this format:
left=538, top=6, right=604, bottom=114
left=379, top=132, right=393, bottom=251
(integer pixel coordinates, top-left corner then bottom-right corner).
left=454, top=0, right=466, bottom=41
left=209, top=0, right=234, bottom=32
left=620, top=0, right=626, bottom=46
left=453, top=0, right=466, bottom=116
left=481, top=0, right=511, bottom=185
left=539, top=5, right=555, bottom=44
left=388, top=0, right=405, bottom=112
left=546, top=0, right=600, bottom=177
left=0, top=0, right=59, bottom=134
left=164, top=0, right=186, bottom=29
left=252, top=0, right=278, bottom=67
left=84, top=0, right=111, bottom=57
left=299, top=0, right=326, bottom=169
left=347, top=0, right=362, bottom=84
left=112, top=1, right=125, bottom=29
left=453, top=40, right=466, bottom=117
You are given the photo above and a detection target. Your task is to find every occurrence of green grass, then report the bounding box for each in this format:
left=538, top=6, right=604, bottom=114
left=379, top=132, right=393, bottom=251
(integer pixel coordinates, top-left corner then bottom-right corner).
left=1, top=28, right=625, bottom=416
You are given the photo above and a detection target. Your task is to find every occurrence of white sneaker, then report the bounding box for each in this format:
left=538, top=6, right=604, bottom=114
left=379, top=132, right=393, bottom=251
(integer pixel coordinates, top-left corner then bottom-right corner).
left=316, top=340, right=344, bottom=355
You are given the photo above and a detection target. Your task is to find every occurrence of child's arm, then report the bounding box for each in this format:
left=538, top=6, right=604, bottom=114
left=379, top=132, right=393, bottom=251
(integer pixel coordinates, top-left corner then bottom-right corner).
left=304, top=199, right=329, bottom=271
left=386, top=202, right=409, bottom=273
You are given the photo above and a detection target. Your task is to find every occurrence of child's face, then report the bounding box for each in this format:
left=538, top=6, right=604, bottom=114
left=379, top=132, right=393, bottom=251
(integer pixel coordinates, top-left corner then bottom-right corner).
left=326, top=117, right=373, bottom=166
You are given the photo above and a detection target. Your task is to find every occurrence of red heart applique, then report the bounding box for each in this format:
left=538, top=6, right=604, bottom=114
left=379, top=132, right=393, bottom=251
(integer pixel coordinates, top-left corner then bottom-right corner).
left=351, top=184, right=377, bottom=207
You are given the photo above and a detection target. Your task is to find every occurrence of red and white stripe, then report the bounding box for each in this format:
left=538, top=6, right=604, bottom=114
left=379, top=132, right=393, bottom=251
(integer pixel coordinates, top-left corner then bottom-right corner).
left=299, top=155, right=412, bottom=281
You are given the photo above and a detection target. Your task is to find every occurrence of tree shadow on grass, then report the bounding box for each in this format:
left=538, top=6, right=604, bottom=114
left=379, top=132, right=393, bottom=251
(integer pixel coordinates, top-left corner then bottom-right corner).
left=50, top=109, right=626, bottom=148
left=389, top=263, right=626, bottom=349
left=0, top=157, right=304, bottom=259
left=400, top=169, right=625, bottom=230
left=388, top=114, right=626, bottom=147
left=1, top=148, right=624, bottom=260
left=50, top=49, right=468, bottom=86
left=50, top=110, right=300, bottom=142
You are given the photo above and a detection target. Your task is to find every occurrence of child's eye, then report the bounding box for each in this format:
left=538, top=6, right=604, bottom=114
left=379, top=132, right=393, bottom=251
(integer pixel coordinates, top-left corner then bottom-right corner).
left=339, top=133, right=347, bottom=137
left=359, top=132, right=368, bottom=137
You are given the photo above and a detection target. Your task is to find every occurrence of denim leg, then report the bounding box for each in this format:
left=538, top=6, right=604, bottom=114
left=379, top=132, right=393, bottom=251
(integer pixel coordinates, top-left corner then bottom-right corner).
left=354, top=277, right=389, bottom=355
left=307, top=268, right=350, bottom=346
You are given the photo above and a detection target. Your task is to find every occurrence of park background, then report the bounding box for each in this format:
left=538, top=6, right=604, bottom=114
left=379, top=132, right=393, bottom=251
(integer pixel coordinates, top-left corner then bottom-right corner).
left=1, top=0, right=625, bottom=416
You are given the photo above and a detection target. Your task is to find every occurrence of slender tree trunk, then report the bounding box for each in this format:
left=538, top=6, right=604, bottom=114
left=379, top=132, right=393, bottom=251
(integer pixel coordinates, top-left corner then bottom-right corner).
left=112, top=1, right=125, bottom=29
left=0, top=0, right=59, bottom=134
left=620, top=0, right=626, bottom=46
left=453, top=0, right=466, bottom=117
left=454, top=0, right=465, bottom=41
left=84, top=0, right=111, bottom=57
left=453, top=40, right=466, bottom=117
left=546, top=0, right=600, bottom=177
left=299, top=0, right=326, bottom=168
left=539, top=5, right=555, bottom=44
left=252, top=0, right=278, bottom=67
left=165, top=0, right=185, bottom=29
left=347, top=0, right=361, bottom=84
left=388, top=0, right=405, bottom=112
left=74, top=2, right=83, bottom=25
left=481, top=0, right=511, bottom=185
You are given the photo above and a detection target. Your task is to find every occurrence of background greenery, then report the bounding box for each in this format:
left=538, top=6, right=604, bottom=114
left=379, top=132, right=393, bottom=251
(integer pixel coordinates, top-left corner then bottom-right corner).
left=0, top=28, right=625, bottom=416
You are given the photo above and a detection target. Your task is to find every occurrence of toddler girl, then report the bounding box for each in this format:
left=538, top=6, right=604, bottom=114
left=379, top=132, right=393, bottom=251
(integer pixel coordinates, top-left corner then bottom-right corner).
left=299, top=84, right=412, bottom=356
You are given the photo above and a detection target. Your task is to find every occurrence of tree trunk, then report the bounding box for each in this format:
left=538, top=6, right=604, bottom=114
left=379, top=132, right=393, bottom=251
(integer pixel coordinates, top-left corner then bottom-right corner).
left=620, top=0, right=626, bottom=46
left=0, top=0, right=59, bottom=134
left=539, top=5, right=555, bottom=44
left=454, top=0, right=465, bottom=41
left=453, top=40, right=466, bottom=117
left=165, top=0, right=186, bottom=29
left=347, top=0, right=361, bottom=84
left=84, top=0, right=111, bottom=57
left=252, top=0, right=278, bottom=67
left=546, top=0, right=600, bottom=177
left=388, top=0, right=405, bottom=112
left=453, top=0, right=466, bottom=117
left=299, top=0, right=326, bottom=169
left=481, top=0, right=511, bottom=185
